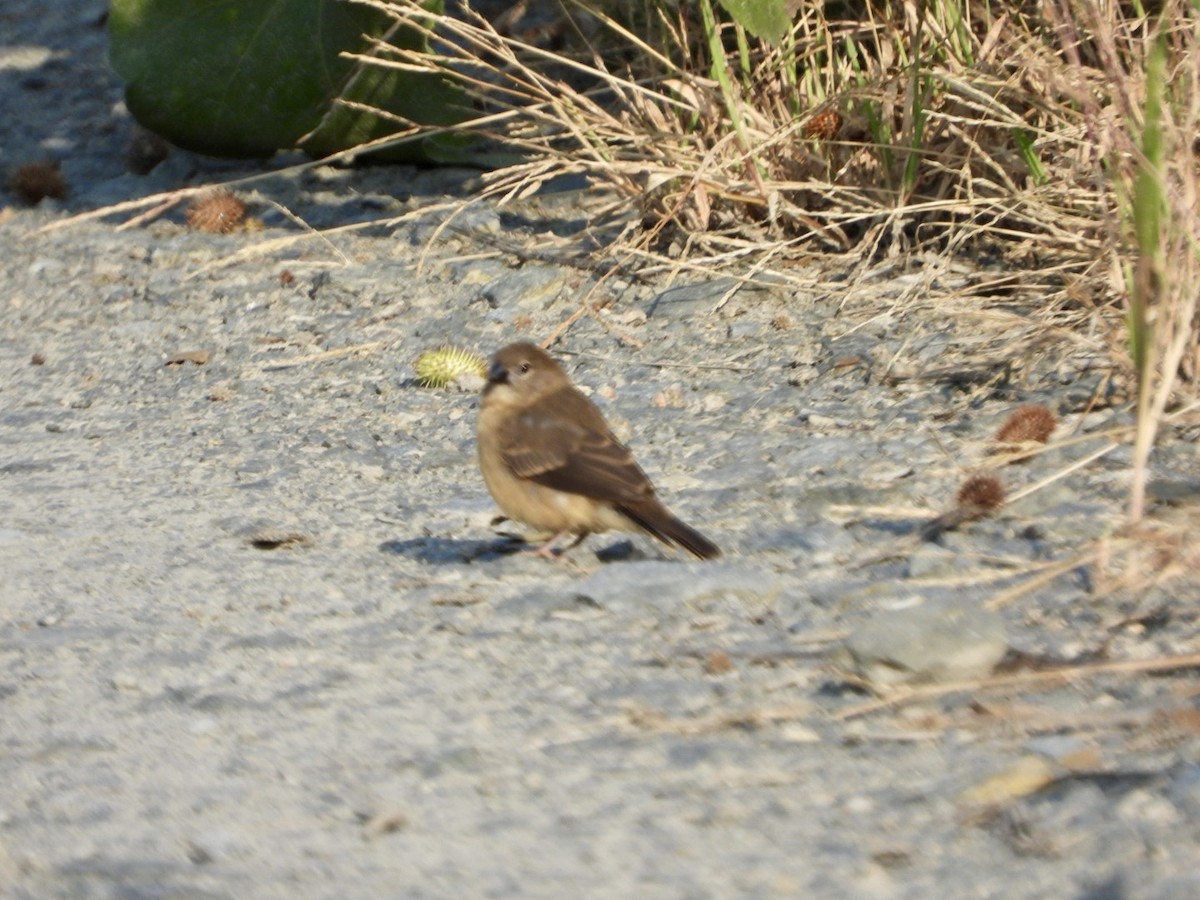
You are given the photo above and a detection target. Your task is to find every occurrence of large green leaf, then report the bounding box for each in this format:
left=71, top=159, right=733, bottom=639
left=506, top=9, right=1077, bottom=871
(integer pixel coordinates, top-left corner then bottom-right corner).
left=716, top=0, right=793, bottom=45
left=108, top=0, right=470, bottom=161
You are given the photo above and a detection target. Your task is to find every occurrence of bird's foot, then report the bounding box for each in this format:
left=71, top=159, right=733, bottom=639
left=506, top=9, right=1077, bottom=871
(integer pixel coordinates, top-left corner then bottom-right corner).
left=526, top=530, right=588, bottom=560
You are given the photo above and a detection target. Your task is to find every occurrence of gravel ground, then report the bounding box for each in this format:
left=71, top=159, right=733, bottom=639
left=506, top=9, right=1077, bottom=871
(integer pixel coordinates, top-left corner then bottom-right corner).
left=3, top=3, right=1200, bottom=898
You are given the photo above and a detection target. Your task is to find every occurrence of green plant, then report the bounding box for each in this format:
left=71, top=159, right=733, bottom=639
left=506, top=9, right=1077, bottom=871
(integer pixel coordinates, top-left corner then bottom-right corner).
left=108, top=0, right=471, bottom=161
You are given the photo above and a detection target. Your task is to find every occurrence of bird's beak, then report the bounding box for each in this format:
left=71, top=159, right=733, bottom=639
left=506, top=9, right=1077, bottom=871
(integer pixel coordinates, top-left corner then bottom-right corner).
left=486, top=361, right=508, bottom=384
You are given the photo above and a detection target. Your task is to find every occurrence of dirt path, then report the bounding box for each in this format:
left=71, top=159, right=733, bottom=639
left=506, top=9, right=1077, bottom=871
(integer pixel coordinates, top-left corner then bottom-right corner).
left=3, top=4, right=1199, bottom=897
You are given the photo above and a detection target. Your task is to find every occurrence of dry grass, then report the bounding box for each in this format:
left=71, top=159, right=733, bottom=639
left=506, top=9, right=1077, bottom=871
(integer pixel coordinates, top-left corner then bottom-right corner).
left=347, top=2, right=1110, bottom=269
left=337, top=0, right=1198, bottom=528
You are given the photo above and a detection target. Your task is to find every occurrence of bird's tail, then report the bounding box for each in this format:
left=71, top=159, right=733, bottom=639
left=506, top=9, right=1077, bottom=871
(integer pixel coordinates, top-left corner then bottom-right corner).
left=620, top=500, right=721, bottom=560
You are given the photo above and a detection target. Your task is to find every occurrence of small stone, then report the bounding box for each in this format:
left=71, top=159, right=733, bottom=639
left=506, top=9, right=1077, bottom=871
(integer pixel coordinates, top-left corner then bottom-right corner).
left=363, top=809, right=409, bottom=839
left=1116, top=788, right=1180, bottom=826
left=841, top=598, right=1008, bottom=686
left=778, top=724, right=821, bottom=743
left=185, top=829, right=241, bottom=865
left=449, top=372, right=485, bottom=393
left=37, top=608, right=64, bottom=627
left=481, top=267, right=569, bottom=310
left=645, top=276, right=776, bottom=319
left=244, top=527, right=314, bottom=550
left=843, top=795, right=874, bottom=814
left=110, top=671, right=142, bottom=692
left=703, top=650, right=734, bottom=675
left=653, top=385, right=686, bottom=408
left=164, top=350, right=210, bottom=366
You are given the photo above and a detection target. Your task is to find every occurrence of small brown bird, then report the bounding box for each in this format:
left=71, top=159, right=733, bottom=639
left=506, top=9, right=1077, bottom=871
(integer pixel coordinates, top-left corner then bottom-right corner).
left=477, top=342, right=720, bottom=560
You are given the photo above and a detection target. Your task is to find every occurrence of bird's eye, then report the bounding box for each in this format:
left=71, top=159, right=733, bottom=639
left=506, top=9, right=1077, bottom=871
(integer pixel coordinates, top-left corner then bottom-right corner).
left=519, top=362, right=531, bottom=373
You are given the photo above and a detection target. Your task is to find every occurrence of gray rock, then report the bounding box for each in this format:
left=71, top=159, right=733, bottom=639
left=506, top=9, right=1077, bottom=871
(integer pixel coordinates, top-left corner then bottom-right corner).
left=480, top=266, right=569, bottom=310
left=644, top=275, right=781, bottom=320
left=840, top=597, right=1008, bottom=686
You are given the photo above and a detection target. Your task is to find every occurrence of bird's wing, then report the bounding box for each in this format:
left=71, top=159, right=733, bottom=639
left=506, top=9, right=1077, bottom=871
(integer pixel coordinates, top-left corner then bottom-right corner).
left=499, top=387, right=654, bottom=504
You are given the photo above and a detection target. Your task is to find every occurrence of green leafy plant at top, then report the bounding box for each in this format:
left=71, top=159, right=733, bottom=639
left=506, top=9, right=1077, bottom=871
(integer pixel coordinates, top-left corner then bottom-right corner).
left=108, top=0, right=473, bottom=162
left=716, top=0, right=793, bottom=45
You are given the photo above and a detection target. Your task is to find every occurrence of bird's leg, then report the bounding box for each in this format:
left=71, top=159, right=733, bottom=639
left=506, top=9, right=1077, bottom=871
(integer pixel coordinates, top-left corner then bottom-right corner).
left=527, top=530, right=569, bottom=558
left=528, top=530, right=588, bottom=559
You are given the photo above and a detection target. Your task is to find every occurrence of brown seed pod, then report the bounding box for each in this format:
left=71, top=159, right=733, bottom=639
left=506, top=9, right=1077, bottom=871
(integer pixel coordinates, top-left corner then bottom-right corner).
left=703, top=650, right=734, bottom=675
left=996, top=404, right=1057, bottom=445
left=802, top=109, right=843, bottom=141
left=923, top=473, right=1007, bottom=540
left=8, top=161, right=68, bottom=205
left=956, top=474, right=1006, bottom=519
left=186, top=190, right=247, bottom=234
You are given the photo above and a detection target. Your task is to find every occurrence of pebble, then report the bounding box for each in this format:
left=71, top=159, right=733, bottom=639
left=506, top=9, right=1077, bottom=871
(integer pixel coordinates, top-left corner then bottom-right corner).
left=839, top=597, right=1008, bottom=686
left=480, top=266, right=569, bottom=310
left=185, top=830, right=242, bottom=865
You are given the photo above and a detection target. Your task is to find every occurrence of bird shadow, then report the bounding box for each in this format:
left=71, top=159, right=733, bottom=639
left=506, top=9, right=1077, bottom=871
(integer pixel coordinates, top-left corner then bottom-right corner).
left=379, top=536, right=642, bottom=565
left=379, top=536, right=526, bottom=564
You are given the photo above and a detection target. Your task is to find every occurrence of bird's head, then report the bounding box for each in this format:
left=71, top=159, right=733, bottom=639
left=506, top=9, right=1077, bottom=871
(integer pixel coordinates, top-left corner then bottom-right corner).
left=483, top=342, right=568, bottom=405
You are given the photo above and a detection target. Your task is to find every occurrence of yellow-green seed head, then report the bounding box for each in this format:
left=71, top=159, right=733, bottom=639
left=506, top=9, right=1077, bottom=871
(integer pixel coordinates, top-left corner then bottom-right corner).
left=413, top=345, right=487, bottom=388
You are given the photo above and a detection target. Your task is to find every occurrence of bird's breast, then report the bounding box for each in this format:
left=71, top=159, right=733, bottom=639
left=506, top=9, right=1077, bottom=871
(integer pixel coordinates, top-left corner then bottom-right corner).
left=477, top=409, right=630, bottom=535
